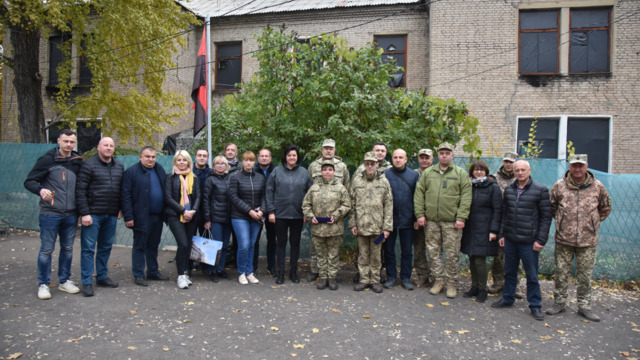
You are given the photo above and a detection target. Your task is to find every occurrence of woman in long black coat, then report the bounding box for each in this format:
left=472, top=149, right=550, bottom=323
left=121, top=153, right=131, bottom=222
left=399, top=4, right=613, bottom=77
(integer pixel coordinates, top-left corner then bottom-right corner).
left=461, top=160, right=502, bottom=303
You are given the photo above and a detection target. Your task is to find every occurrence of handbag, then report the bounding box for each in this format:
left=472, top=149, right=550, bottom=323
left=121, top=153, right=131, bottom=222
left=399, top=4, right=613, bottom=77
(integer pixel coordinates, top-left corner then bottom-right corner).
left=190, top=229, right=223, bottom=266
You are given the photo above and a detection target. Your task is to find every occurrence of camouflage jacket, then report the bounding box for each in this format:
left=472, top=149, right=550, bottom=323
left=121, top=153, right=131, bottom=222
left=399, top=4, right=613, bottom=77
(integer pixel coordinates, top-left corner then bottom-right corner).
left=348, top=170, right=393, bottom=236
left=414, top=164, right=472, bottom=223
left=308, top=156, right=350, bottom=189
left=493, top=166, right=516, bottom=195
left=355, top=159, right=392, bottom=177
left=302, top=178, right=351, bottom=237
left=550, top=170, right=612, bottom=247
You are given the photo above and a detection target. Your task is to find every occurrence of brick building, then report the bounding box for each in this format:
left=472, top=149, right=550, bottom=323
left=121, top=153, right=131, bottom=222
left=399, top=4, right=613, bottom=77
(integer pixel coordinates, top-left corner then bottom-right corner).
left=2, top=0, right=638, bottom=173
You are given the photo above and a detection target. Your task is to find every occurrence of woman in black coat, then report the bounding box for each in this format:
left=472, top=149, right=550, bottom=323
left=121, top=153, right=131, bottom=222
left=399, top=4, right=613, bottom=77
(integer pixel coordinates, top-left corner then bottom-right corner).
left=461, top=160, right=502, bottom=303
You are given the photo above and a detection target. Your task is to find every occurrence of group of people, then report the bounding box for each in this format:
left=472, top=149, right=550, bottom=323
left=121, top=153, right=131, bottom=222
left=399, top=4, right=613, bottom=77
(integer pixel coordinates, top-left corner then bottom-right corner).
left=25, top=130, right=612, bottom=322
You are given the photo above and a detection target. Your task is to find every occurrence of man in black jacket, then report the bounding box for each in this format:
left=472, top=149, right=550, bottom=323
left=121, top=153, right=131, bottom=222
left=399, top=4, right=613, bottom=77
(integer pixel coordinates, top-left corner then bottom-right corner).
left=121, top=146, right=168, bottom=286
left=255, top=148, right=276, bottom=275
left=24, top=129, right=83, bottom=300
left=492, top=160, right=552, bottom=321
left=76, top=137, right=124, bottom=296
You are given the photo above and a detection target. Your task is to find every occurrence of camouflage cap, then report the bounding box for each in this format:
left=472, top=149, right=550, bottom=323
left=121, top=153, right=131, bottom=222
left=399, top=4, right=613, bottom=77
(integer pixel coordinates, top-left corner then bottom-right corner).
left=437, top=142, right=454, bottom=152
left=322, top=139, right=336, bottom=148
left=364, top=151, right=377, bottom=162
left=568, top=154, right=588, bottom=165
left=502, top=151, right=518, bottom=162
left=320, top=159, right=335, bottom=168
left=418, top=149, right=433, bottom=157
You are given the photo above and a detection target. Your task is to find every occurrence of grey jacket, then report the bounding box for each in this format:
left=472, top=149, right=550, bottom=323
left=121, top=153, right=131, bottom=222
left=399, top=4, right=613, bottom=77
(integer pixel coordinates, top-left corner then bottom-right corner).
left=266, top=165, right=312, bottom=219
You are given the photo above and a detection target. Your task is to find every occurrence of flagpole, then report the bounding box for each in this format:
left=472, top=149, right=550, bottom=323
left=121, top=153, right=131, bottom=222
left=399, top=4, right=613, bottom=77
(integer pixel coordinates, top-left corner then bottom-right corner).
left=205, top=15, right=212, bottom=168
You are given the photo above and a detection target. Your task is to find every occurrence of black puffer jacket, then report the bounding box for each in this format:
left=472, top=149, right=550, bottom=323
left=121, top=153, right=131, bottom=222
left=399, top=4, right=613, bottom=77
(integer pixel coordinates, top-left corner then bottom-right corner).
left=461, top=176, right=502, bottom=256
left=500, top=177, right=552, bottom=245
left=229, top=168, right=266, bottom=221
left=265, top=165, right=311, bottom=220
left=164, top=173, right=201, bottom=219
left=76, top=155, right=125, bottom=216
left=202, top=172, right=231, bottom=224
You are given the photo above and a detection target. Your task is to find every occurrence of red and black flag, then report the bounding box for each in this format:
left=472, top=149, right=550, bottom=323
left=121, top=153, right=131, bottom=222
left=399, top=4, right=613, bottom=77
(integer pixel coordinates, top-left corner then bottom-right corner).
left=191, top=30, right=208, bottom=136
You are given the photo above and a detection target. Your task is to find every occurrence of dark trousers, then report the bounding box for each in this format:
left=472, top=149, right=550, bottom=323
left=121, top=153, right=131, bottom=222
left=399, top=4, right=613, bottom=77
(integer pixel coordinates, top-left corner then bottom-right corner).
left=131, top=214, right=163, bottom=279
left=256, top=221, right=277, bottom=272
left=384, top=227, right=414, bottom=282
left=275, top=218, right=304, bottom=273
left=167, top=217, right=198, bottom=275
left=503, top=239, right=542, bottom=310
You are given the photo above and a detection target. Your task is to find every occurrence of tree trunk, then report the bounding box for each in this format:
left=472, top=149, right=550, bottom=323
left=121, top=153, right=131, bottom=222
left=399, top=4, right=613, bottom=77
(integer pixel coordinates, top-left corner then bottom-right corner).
left=10, top=26, right=45, bottom=143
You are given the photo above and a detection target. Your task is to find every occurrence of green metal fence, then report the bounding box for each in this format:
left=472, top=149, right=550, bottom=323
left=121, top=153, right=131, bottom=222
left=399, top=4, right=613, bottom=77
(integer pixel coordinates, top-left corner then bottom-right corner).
left=2, top=143, right=638, bottom=281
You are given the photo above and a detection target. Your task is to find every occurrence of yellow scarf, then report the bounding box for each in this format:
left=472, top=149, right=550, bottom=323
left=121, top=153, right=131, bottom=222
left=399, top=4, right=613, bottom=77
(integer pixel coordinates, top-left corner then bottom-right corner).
left=176, top=171, right=194, bottom=223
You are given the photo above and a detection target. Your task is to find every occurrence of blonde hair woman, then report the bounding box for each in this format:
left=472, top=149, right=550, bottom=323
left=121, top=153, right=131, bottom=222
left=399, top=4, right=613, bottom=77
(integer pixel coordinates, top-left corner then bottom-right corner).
left=165, top=150, right=201, bottom=289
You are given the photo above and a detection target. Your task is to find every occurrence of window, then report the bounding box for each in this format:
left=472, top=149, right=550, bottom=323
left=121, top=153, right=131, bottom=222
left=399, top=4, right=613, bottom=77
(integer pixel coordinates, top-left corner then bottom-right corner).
left=519, top=10, right=559, bottom=74
left=516, top=116, right=611, bottom=172
left=570, top=8, right=610, bottom=73
left=519, top=7, right=612, bottom=75
left=49, top=33, right=71, bottom=86
left=46, top=120, right=101, bottom=153
left=375, top=35, right=406, bottom=87
left=78, top=40, right=93, bottom=86
left=215, top=43, right=242, bottom=90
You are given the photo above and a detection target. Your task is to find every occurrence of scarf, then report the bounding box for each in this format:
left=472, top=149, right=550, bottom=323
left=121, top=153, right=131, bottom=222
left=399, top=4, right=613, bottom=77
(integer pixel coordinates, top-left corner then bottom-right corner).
left=174, top=167, right=193, bottom=223
left=471, top=176, right=487, bottom=185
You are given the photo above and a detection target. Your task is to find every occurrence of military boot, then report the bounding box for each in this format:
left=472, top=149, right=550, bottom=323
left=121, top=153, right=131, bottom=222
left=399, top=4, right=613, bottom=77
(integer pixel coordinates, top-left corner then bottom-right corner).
left=317, top=278, right=328, bottom=290
left=328, top=279, right=338, bottom=290
left=446, top=282, right=457, bottom=298
left=577, top=308, right=601, bottom=322
left=306, top=272, right=319, bottom=282
left=545, top=303, right=566, bottom=316
left=429, top=279, right=444, bottom=295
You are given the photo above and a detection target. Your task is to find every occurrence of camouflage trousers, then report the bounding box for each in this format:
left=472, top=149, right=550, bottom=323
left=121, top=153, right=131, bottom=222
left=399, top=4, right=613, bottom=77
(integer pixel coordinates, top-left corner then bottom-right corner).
left=309, top=237, right=318, bottom=273
left=357, top=235, right=384, bottom=284
left=490, top=246, right=522, bottom=288
left=413, top=227, right=431, bottom=281
left=314, top=235, right=342, bottom=279
left=425, top=221, right=461, bottom=283
left=553, top=243, right=597, bottom=311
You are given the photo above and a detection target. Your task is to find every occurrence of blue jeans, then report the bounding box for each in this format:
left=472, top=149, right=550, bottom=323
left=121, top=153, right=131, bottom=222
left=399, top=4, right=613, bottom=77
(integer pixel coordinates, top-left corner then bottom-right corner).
left=211, top=222, right=232, bottom=273
left=80, top=215, right=117, bottom=285
left=384, top=227, right=414, bottom=281
left=38, top=214, right=77, bottom=286
left=503, top=239, right=542, bottom=310
left=232, top=219, right=262, bottom=276
left=131, top=214, right=163, bottom=279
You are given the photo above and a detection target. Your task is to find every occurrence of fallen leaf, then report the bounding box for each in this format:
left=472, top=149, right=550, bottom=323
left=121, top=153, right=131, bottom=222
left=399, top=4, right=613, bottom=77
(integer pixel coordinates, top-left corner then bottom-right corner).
left=630, top=322, right=637, bottom=327
left=241, top=300, right=248, bottom=303
left=183, top=320, right=191, bottom=323
left=152, top=307, right=157, bottom=310
left=426, top=304, right=434, bottom=308
left=290, top=354, right=297, bottom=357
left=293, top=344, right=305, bottom=349
left=544, top=323, right=550, bottom=328
left=443, top=330, right=452, bottom=334
left=540, top=336, right=552, bottom=340
left=185, top=301, right=195, bottom=305
left=71, top=339, right=80, bottom=342
left=395, top=323, right=402, bottom=326
left=372, top=325, right=378, bottom=328
left=332, top=308, right=340, bottom=313
left=7, top=353, right=22, bottom=359
left=3, top=303, right=8, bottom=306
left=271, top=286, right=278, bottom=289
left=163, top=347, right=169, bottom=351
left=362, top=315, right=371, bottom=318
left=137, top=322, right=145, bottom=326
left=312, top=328, right=319, bottom=333
left=440, top=302, right=450, bottom=306
left=129, top=310, right=137, bottom=315
left=582, top=319, right=591, bottom=323
left=557, top=330, right=566, bottom=334
left=620, top=351, right=630, bottom=357
left=235, top=309, right=242, bottom=312
left=287, top=297, right=298, bottom=302
left=457, top=330, right=470, bottom=334
left=271, top=326, right=279, bottom=331
left=633, top=329, right=640, bottom=333
left=127, top=346, right=137, bottom=350
left=470, top=318, right=476, bottom=321
left=511, top=339, right=522, bottom=344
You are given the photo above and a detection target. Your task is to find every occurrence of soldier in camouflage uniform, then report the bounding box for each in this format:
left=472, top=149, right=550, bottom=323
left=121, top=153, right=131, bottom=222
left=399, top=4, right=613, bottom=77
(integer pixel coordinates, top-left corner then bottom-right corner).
left=349, top=152, right=393, bottom=293
left=355, top=142, right=392, bottom=175
left=488, top=152, right=524, bottom=299
left=302, top=160, right=351, bottom=290
left=413, top=149, right=434, bottom=286
left=547, top=154, right=612, bottom=322
left=413, top=143, right=472, bottom=298
left=306, top=139, right=350, bottom=282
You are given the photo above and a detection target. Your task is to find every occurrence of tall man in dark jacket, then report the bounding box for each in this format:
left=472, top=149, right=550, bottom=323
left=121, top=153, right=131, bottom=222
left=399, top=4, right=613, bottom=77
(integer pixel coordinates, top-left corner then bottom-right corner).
left=255, top=148, right=276, bottom=275
left=492, top=160, right=552, bottom=321
left=121, top=146, right=169, bottom=286
left=384, top=149, right=420, bottom=291
left=25, top=129, right=83, bottom=300
left=76, top=137, right=124, bottom=296
left=193, top=148, right=211, bottom=237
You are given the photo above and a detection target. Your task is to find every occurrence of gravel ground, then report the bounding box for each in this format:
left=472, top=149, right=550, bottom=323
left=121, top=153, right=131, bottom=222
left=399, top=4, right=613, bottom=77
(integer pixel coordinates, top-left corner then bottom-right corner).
left=1, top=232, right=639, bottom=360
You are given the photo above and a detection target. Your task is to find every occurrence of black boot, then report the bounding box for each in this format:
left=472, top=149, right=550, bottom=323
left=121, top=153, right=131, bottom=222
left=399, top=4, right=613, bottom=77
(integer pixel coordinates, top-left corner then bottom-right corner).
left=275, top=272, right=285, bottom=284
left=463, top=286, right=479, bottom=298
left=476, top=290, right=488, bottom=303
left=290, top=269, right=300, bottom=284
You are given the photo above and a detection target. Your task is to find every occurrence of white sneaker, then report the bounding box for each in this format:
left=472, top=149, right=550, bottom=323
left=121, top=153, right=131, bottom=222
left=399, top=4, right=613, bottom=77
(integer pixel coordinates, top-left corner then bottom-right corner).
left=58, top=280, right=80, bottom=294
left=177, top=275, right=189, bottom=289
left=238, top=274, right=249, bottom=285
left=38, top=284, right=51, bottom=300
left=185, top=275, right=193, bottom=285
left=246, top=273, right=259, bottom=284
